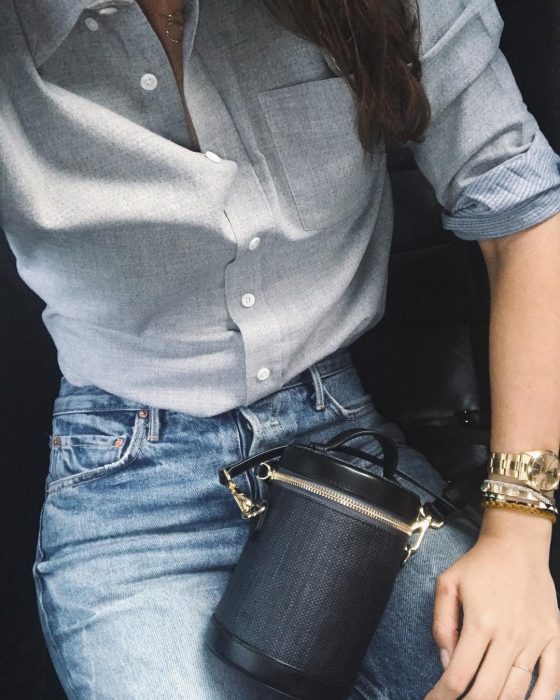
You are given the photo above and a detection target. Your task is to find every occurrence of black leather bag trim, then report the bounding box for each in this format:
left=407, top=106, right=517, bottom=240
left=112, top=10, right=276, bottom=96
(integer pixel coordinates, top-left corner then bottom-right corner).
left=278, top=444, right=421, bottom=521
left=205, top=616, right=349, bottom=700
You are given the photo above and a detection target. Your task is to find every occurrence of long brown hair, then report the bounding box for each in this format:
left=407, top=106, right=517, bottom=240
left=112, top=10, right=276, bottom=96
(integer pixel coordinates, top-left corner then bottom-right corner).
left=265, top=0, right=431, bottom=151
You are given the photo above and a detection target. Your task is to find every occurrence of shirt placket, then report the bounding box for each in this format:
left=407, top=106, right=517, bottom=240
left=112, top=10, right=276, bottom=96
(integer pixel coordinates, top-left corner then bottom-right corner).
left=184, top=50, right=285, bottom=406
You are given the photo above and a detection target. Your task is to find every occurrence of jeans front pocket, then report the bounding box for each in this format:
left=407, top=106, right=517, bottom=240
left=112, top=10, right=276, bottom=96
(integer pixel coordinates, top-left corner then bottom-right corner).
left=46, top=408, right=150, bottom=493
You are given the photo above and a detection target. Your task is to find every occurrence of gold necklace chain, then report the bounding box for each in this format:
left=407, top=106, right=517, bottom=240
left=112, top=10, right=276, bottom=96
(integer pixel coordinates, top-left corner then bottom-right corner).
left=152, top=8, right=185, bottom=44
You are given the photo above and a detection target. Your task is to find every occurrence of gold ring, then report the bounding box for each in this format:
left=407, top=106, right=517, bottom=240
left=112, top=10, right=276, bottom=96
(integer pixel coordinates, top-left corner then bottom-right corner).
left=513, top=664, right=532, bottom=674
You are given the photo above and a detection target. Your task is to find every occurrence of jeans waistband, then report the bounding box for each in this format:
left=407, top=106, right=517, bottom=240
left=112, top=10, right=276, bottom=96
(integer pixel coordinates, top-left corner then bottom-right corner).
left=279, top=346, right=353, bottom=390
left=53, top=346, right=354, bottom=417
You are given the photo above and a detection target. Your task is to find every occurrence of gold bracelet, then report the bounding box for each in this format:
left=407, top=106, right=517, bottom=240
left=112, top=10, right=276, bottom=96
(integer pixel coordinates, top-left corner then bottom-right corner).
left=482, top=479, right=556, bottom=507
left=481, top=499, right=557, bottom=524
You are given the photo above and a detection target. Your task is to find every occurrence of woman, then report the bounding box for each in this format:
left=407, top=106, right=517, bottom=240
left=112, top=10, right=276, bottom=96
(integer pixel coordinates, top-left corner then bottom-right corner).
left=1, top=0, right=560, bottom=697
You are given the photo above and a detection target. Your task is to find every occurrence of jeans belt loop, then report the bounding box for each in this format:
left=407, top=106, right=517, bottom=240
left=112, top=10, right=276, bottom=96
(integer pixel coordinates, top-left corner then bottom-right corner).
left=147, top=407, right=161, bottom=442
left=308, top=365, right=326, bottom=411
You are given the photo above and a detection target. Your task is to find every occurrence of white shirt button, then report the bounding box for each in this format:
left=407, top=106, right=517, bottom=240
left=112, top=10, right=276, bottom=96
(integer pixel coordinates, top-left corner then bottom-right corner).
left=241, top=293, right=255, bottom=308
left=85, top=17, right=100, bottom=31
left=257, top=367, right=271, bottom=382
left=248, top=237, right=261, bottom=251
left=99, top=6, right=119, bottom=14
left=204, top=151, right=222, bottom=163
left=140, top=73, right=158, bottom=91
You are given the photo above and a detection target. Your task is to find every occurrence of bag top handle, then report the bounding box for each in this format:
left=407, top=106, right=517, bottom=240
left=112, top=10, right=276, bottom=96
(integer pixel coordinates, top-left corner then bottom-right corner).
left=219, top=427, right=482, bottom=527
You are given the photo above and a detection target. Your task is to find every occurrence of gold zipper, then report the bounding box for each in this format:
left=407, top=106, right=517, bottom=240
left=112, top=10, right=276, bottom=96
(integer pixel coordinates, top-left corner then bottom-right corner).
left=220, top=461, right=442, bottom=562
left=257, top=463, right=414, bottom=536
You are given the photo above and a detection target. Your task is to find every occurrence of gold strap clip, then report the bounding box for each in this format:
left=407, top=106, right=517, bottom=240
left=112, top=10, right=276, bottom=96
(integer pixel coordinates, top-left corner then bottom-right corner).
left=402, top=506, right=444, bottom=564
left=222, top=468, right=267, bottom=520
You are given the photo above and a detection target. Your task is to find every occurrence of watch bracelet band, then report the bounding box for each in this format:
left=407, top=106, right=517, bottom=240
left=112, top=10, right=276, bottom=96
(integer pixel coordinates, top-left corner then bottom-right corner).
left=487, top=450, right=560, bottom=496
left=482, top=479, right=556, bottom=507
left=481, top=499, right=557, bottom=524
left=481, top=491, right=559, bottom=516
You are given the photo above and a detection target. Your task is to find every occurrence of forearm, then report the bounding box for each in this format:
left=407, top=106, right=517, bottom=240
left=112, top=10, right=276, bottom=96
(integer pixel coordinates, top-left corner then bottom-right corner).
left=478, top=212, right=560, bottom=547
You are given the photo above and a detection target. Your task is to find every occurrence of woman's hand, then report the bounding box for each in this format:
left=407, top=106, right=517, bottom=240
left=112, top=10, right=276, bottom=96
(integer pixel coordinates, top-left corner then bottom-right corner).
left=425, top=509, right=560, bottom=700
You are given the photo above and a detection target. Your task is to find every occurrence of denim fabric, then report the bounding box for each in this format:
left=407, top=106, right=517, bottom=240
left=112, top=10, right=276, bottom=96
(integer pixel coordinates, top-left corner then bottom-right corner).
left=34, top=346, right=488, bottom=700
left=2, top=0, right=560, bottom=416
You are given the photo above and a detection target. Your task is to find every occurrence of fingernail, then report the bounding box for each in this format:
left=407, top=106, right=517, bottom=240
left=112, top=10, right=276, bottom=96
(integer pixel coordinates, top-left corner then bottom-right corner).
left=440, top=648, right=450, bottom=669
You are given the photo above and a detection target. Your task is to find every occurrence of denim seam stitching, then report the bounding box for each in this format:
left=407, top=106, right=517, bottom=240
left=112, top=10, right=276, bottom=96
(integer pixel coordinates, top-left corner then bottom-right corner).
left=147, top=407, right=161, bottom=442
left=53, top=407, right=144, bottom=417
left=308, top=365, right=326, bottom=410
left=52, top=434, right=127, bottom=448
left=32, top=500, right=81, bottom=700
left=319, top=362, right=354, bottom=381
left=231, top=413, right=257, bottom=499
left=322, top=382, right=375, bottom=420
left=353, top=671, right=393, bottom=700
left=279, top=361, right=354, bottom=392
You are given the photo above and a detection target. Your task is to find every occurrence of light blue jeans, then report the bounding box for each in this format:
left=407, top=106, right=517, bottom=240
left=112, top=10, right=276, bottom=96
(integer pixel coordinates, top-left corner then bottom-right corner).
left=34, top=346, right=481, bottom=699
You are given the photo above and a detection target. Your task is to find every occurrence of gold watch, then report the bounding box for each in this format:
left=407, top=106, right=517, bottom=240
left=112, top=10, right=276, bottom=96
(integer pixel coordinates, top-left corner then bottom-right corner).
left=487, top=450, right=560, bottom=496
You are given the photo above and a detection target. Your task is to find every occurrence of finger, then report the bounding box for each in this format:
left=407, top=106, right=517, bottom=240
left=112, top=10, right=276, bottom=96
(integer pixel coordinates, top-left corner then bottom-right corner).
left=498, top=664, right=535, bottom=700
left=426, top=621, right=491, bottom=700
left=497, top=648, right=539, bottom=700
left=433, top=573, right=461, bottom=667
left=529, top=638, right=560, bottom=700
left=461, top=637, right=522, bottom=699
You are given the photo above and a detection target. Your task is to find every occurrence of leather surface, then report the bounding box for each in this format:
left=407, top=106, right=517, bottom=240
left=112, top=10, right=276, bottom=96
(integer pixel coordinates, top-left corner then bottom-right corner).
left=279, top=444, right=421, bottom=521
left=213, top=482, right=407, bottom=697
left=206, top=617, right=345, bottom=700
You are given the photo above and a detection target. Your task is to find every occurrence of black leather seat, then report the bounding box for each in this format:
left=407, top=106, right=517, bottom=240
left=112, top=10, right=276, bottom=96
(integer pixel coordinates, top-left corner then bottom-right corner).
left=1, top=1, right=559, bottom=696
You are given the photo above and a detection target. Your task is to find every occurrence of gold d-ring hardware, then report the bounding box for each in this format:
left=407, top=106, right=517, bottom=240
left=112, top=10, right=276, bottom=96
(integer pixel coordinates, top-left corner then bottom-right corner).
left=256, top=461, right=274, bottom=480
left=222, top=469, right=267, bottom=520
left=402, top=506, right=444, bottom=564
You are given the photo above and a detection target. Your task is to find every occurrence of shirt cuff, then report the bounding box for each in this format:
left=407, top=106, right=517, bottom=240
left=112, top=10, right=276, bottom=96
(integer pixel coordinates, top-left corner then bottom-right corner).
left=441, top=130, right=560, bottom=240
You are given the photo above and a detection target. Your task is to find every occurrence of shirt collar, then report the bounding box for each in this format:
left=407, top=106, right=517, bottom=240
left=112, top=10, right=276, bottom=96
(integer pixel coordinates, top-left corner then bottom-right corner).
left=14, top=0, right=134, bottom=68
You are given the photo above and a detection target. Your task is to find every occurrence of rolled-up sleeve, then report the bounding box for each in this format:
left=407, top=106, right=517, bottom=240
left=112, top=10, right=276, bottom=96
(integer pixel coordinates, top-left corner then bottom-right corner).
left=409, top=0, right=560, bottom=240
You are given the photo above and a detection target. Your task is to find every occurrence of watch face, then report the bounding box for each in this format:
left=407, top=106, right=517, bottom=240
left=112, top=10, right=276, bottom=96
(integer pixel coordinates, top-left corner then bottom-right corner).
left=528, top=454, right=560, bottom=492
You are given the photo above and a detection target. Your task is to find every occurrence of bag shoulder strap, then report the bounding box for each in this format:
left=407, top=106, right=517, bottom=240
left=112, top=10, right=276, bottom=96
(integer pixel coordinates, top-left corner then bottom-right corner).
left=219, top=428, right=482, bottom=525
left=219, top=445, right=287, bottom=485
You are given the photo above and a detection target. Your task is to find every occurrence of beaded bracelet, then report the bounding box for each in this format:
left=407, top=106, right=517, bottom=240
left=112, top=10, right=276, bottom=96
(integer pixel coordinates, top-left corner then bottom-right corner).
left=481, top=499, right=557, bottom=524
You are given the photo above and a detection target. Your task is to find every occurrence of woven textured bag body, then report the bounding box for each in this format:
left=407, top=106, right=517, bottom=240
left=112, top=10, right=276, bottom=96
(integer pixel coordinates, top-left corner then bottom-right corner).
left=205, top=428, right=478, bottom=700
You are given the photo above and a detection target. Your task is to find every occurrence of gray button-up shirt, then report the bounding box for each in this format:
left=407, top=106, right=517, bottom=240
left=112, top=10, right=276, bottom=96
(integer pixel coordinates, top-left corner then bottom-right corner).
left=2, top=0, right=560, bottom=416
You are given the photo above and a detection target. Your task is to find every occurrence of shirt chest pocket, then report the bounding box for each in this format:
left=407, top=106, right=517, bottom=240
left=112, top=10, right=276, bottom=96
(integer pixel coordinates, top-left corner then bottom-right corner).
left=258, top=76, right=378, bottom=231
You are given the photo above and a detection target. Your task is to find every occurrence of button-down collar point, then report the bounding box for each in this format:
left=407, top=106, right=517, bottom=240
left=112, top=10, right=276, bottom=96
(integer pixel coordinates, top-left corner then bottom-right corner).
left=15, top=0, right=137, bottom=68
left=204, top=151, right=222, bottom=163
left=85, top=17, right=100, bottom=30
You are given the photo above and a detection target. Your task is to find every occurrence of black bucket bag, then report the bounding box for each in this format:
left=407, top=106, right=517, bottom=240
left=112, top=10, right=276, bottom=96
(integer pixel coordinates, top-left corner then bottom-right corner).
left=205, top=428, right=483, bottom=700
